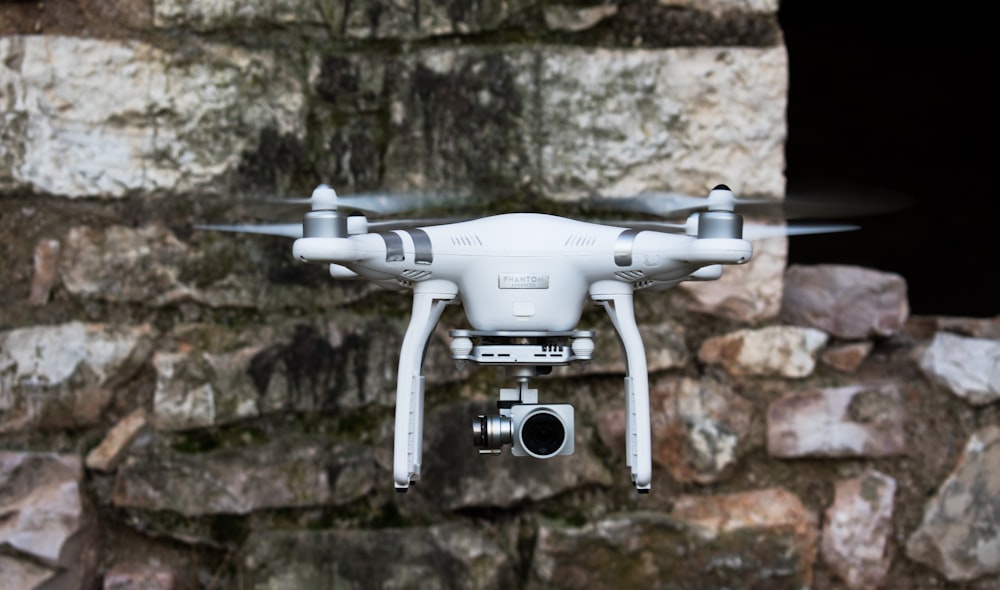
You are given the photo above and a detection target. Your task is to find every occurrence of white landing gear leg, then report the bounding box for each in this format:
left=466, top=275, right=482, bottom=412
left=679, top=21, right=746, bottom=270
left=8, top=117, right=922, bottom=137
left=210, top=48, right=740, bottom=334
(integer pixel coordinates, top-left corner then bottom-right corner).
left=393, top=280, right=458, bottom=492
left=590, top=280, right=652, bottom=493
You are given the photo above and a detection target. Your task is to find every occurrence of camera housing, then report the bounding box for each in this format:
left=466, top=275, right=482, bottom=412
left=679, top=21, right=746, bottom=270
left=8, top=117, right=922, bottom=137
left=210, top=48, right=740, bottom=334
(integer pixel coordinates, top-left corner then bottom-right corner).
left=512, top=403, right=574, bottom=458
left=474, top=403, right=574, bottom=458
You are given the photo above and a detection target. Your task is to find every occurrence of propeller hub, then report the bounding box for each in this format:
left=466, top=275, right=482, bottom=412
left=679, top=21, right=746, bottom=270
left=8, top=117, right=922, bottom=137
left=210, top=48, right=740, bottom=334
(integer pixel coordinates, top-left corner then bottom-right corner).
left=707, top=185, right=736, bottom=212
left=310, top=184, right=339, bottom=211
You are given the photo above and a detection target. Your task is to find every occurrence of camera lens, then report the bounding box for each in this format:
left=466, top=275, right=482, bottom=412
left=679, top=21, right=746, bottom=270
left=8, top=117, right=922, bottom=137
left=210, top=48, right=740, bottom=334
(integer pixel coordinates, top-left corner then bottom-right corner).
left=519, top=411, right=566, bottom=458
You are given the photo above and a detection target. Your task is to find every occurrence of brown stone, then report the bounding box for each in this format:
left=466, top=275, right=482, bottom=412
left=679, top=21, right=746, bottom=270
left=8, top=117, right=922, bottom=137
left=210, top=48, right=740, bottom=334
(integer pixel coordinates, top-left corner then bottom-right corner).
left=821, top=341, right=873, bottom=373
left=103, top=562, right=177, bottom=590
left=529, top=488, right=818, bottom=589
left=905, top=315, right=1000, bottom=340
left=906, top=426, right=1000, bottom=581
left=919, top=332, right=1000, bottom=405
left=596, top=408, right=626, bottom=457
left=0, top=452, right=98, bottom=588
left=28, top=238, right=61, bottom=305
left=821, top=470, right=896, bottom=589
left=0, top=322, right=153, bottom=433
left=649, top=376, right=753, bottom=484
left=781, top=264, right=908, bottom=339
left=671, top=487, right=819, bottom=587
left=86, top=408, right=148, bottom=472
left=0, top=0, right=151, bottom=37
left=698, top=325, right=828, bottom=378
left=113, top=438, right=376, bottom=516
left=767, top=384, right=905, bottom=458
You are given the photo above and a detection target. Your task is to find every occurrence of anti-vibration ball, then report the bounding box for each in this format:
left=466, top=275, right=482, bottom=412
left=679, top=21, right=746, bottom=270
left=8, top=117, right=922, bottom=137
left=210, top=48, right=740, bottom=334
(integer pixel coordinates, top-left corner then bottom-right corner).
left=450, top=337, right=474, bottom=358
left=571, top=337, right=595, bottom=359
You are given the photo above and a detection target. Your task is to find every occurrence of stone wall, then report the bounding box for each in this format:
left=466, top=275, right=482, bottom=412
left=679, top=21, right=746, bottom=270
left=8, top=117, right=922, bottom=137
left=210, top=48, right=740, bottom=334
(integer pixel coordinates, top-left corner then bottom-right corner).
left=1, top=1, right=998, bottom=588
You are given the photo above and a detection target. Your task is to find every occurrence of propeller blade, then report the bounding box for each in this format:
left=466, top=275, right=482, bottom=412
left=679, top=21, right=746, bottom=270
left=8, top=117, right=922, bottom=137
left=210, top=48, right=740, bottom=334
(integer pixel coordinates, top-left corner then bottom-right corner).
left=194, top=223, right=303, bottom=238
left=742, top=222, right=860, bottom=240
left=194, top=217, right=470, bottom=238
left=366, top=217, right=471, bottom=231
left=262, top=185, right=480, bottom=215
left=592, top=218, right=859, bottom=239
left=341, top=192, right=474, bottom=215
left=777, top=185, right=913, bottom=220
left=583, top=190, right=771, bottom=219
left=592, top=219, right=689, bottom=233
left=582, top=183, right=911, bottom=222
left=272, top=195, right=430, bottom=215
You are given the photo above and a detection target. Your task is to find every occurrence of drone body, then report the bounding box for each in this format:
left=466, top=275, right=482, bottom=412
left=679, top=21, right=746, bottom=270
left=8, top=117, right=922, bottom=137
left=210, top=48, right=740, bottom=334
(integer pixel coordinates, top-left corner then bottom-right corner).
left=294, top=211, right=750, bottom=331
left=199, top=183, right=855, bottom=493
left=287, top=186, right=751, bottom=493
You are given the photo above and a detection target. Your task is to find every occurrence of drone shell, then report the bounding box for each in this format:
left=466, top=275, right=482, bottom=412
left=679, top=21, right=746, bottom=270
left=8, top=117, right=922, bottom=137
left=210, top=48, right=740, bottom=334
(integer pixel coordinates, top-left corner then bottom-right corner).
left=294, top=213, right=751, bottom=331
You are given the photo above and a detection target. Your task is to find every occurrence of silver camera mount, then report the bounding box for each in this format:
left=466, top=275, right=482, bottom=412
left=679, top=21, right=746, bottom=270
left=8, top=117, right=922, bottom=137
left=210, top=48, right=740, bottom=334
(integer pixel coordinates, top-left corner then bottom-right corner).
left=454, top=330, right=591, bottom=458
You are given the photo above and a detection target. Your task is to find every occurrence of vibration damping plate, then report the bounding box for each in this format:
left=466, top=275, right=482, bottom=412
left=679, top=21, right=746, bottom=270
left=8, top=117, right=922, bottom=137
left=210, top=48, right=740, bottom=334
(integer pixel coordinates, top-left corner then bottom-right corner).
left=449, top=329, right=596, bottom=366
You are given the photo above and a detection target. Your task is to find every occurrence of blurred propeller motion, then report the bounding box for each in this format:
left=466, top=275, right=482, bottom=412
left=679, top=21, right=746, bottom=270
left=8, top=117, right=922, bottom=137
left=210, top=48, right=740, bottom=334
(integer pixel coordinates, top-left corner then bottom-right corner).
left=196, top=182, right=906, bottom=241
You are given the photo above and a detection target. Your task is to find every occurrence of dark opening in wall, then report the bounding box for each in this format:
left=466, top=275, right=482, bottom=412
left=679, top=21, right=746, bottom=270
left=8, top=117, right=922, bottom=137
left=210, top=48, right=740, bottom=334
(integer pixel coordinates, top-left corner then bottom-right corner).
left=778, top=5, right=996, bottom=318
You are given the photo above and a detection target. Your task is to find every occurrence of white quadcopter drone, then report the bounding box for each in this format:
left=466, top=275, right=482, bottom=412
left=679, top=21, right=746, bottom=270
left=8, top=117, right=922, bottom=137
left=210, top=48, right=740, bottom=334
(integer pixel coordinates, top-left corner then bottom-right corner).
left=200, top=183, right=857, bottom=493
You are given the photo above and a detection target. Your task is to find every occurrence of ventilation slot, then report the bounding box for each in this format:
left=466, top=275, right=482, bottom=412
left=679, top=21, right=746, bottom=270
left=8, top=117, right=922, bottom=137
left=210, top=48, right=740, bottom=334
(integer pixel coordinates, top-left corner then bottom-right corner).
left=615, top=270, right=646, bottom=281
left=450, top=235, right=483, bottom=247
left=400, top=269, right=432, bottom=281
left=565, top=234, right=597, bottom=247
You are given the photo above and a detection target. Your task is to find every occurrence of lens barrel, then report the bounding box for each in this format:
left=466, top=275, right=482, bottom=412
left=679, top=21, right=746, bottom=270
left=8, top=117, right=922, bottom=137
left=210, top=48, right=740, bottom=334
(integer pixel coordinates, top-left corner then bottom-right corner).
left=473, top=415, right=512, bottom=454
left=518, top=410, right=567, bottom=458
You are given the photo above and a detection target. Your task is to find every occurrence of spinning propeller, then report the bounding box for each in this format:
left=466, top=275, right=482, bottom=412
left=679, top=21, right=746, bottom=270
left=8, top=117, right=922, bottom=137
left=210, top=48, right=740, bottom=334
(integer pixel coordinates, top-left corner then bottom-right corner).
left=580, top=184, right=865, bottom=240
left=195, top=184, right=473, bottom=239
left=196, top=182, right=904, bottom=241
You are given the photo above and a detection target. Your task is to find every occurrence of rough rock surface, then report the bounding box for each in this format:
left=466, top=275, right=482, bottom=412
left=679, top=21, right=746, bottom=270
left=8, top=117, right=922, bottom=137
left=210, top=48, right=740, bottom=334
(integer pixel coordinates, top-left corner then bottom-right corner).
left=649, top=376, right=753, bottom=483
left=698, top=324, right=829, bottom=378
left=526, top=489, right=816, bottom=589
left=0, top=322, right=152, bottom=432
left=919, top=331, right=1000, bottom=405
left=767, top=384, right=906, bottom=458
left=61, top=222, right=374, bottom=310
left=240, top=523, right=519, bottom=589
left=0, top=452, right=98, bottom=589
left=821, top=340, right=873, bottom=373
left=0, top=36, right=303, bottom=198
left=906, top=426, right=1000, bottom=581
left=28, top=238, right=61, bottom=305
left=780, top=264, right=909, bottom=339
left=85, top=408, right=148, bottom=472
left=102, top=562, right=177, bottom=590
left=529, top=488, right=817, bottom=589
left=821, top=470, right=897, bottom=589
left=112, top=436, right=376, bottom=515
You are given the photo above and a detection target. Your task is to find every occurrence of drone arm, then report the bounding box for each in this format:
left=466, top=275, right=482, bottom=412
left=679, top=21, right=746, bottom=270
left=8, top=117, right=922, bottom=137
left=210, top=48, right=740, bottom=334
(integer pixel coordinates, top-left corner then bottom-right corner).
left=590, top=280, right=652, bottom=492
left=685, top=238, right=752, bottom=265
left=393, top=280, right=459, bottom=491
left=294, top=233, right=390, bottom=265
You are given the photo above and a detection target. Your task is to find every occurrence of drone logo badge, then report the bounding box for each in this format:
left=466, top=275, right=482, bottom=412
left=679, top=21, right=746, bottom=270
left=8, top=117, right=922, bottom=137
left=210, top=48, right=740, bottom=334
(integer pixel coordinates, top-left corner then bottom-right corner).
left=498, top=273, right=550, bottom=289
